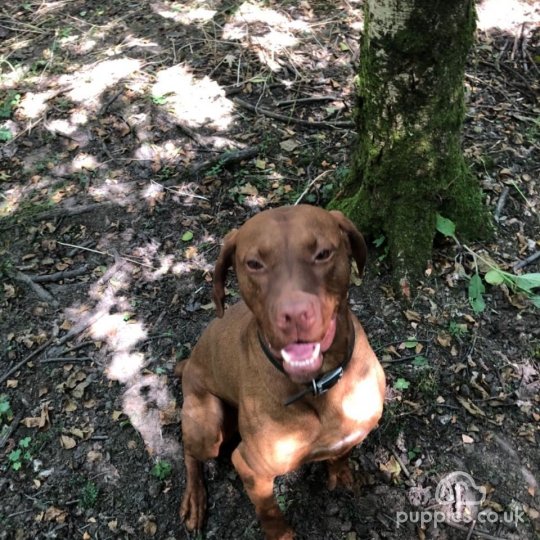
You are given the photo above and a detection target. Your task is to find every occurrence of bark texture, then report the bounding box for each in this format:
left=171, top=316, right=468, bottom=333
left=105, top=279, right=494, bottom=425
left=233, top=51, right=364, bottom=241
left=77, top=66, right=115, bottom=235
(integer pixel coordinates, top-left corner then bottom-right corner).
left=331, top=0, right=490, bottom=281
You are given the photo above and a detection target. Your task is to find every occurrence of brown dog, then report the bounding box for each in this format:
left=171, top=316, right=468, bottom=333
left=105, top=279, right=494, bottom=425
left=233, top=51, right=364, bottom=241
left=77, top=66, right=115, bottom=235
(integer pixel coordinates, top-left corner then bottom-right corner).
left=176, top=205, right=385, bottom=539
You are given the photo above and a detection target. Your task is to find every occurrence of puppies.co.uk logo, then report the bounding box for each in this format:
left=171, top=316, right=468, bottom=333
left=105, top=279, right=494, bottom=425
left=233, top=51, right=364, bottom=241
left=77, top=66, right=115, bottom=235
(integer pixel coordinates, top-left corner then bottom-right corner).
left=396, top=471, right=525, bottom=528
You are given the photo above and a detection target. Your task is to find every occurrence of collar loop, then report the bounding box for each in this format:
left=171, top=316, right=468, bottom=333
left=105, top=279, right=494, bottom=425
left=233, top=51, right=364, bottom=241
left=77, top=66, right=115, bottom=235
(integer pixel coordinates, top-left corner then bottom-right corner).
left=257, top=319, right=355, bottom=406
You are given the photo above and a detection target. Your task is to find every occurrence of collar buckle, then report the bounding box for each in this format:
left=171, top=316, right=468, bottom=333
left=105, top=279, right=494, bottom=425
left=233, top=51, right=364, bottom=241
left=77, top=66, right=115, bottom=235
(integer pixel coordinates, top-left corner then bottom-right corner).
left=311, top=367, right=343, bottom=396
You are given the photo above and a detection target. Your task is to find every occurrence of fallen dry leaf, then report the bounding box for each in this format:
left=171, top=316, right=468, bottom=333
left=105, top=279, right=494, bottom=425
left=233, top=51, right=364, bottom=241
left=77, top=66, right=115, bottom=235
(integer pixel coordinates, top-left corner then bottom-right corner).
left=456, top=396, right=486, bottom=418
left=379, top=456, right=401, bottom=481
left=60, top=435, right=77, bottom=449
left=21, top=402, right=50, bottom=429
left=404, top=310, right=422, bottom=322
left=44, top=506, right=68, bottom=523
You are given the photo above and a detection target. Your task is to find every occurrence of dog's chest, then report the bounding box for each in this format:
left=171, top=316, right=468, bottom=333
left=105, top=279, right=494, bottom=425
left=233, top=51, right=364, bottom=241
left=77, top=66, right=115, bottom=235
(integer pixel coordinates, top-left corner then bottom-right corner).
left=309, top=372, right=382, bottom=460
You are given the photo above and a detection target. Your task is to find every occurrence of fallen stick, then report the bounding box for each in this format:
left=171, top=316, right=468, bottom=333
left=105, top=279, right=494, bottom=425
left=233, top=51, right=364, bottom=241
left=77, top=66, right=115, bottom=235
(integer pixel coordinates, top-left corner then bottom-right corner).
left=234, top=97, right=354, bottom=129
left=29, top=265, right=89, bottom=283
left=178, top=145, right=261, bottom=181
left=12, top=271, right=58, bottom=305
left=513, top=250, right=540, bottom=271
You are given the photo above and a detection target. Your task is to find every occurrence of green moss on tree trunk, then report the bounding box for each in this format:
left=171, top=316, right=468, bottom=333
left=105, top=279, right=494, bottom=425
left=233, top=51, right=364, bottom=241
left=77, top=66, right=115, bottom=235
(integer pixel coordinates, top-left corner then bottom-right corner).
left=330, top=0, right=490, bottom=280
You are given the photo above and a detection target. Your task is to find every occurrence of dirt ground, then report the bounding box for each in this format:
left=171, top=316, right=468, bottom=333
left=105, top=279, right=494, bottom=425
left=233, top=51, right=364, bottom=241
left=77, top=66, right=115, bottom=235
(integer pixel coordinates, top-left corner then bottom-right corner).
left=1, top=1, right=539, bottom=539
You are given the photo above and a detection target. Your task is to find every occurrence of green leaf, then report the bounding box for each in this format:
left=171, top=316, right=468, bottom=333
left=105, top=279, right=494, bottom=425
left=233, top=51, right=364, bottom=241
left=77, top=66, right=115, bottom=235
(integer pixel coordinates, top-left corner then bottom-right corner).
left=530, top=295, right=540, bottom=309
left=514, top=273, right=540, bottom=292
left=484, top=269, right=506, bottom=285
left=435, top=214, right=456, bottom=238
left=469, top=273, right=486, bottom=313
left=12, top=461, right=22, bottom=471
left=412, top=355, right=428, bottom=367
left=373, top=235, right=385, bottom=248
left=19, top=436, right=31, bottom=448
left=0, top=128, right=13, bottom=141
left=0, top=400, right=10, bottom=414
left=404, top=340, right=418, bottom=349
left=9, top=449, right=21, bottom=462
left=181, top=231, right=193, bottom=242
left=394, top=378, right=410, bottom=390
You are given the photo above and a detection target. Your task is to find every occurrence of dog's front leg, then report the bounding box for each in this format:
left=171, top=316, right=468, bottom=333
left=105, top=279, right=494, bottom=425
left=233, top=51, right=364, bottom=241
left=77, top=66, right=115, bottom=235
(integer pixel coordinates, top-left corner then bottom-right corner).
left=232, top=445, right=294, bottom=540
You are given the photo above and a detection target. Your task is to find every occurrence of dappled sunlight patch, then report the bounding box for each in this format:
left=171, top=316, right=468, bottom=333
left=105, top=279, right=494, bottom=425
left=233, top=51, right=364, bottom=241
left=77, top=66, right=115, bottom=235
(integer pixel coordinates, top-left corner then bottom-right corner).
left=89, top=312, right=147, bottom=351
left=222, top=1, right=310, bottom=71
left=0, top=184, right=23, bottom=217
left=18, top=90, right=57, bottom=119
left=106, top=351, right=145, bottom=383
left=477, top=0, right=540, bottom=32
left=122, top=375, right=181, bottom=457
left=45, top=118, right=91, bottom=146
left=152, top=65, right=233, bottom=129
left=65, top=259, right=179, bottom=457
left=134, top=139, right=189, bottom=167
left=150, top=1, right=216, bottom=24
left=88, top=178, right=137, bottom=205
left=72, top=153, right=99, bottom=172
left=60, top=58, right=142, bottom=109
left=142, top=181, right=165, bottom=207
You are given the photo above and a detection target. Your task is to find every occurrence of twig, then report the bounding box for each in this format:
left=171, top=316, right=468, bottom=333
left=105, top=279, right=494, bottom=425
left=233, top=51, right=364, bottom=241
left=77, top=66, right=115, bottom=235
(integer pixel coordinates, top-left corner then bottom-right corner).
left=182, top=146, right=261, bottom=179
left=513, top=250, right=540, bottom=271
left=99, top=88, right=124, bottom=115
left=233, top=97, right=354, bottom=129
left=0, top=412, right=24, bottom=450
left=390, top=447, right=412, bottom=480
left=29, top=265, right=89, bottom=283
left=12, top=271, right=58, bottom=305
left=152, top=180, right=209, bottom=201
left=57, top=241, right=155, bottom=269
left=465, top=519, right=477, bottom=540
left=493, top=186, right=510, bottom=222
left=35, top=202, right=113, bottom=221
left=41, top=356, right=93, bottom=363
left=0, top=339, right=54, bottom=385
left=294, top=170, right=331, bottom=205
left=442, top=518, right=506, bottom=540
left=276, top=95, right=342, bottom=107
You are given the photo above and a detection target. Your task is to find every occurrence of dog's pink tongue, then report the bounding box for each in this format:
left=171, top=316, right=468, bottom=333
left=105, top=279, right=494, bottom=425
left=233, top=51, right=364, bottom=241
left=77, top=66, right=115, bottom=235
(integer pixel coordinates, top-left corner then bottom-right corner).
left=281, top=343, right=323, bottom=382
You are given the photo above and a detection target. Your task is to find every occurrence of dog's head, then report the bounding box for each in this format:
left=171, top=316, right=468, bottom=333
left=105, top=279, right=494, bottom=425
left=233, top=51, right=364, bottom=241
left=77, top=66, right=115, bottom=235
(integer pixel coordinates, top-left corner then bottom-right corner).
left=212, top=205, right=366, bottom=383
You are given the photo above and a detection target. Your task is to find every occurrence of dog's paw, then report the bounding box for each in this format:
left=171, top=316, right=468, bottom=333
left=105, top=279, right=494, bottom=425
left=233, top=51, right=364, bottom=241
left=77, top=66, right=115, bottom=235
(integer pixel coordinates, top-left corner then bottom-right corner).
left=179, top=482, right=206, bottom=531
left=327, top=460, right=354, bottom=491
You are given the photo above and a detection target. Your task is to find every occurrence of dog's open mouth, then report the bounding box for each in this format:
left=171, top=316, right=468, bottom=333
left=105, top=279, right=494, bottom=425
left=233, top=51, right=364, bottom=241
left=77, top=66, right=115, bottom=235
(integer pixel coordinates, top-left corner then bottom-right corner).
left=280, top=316, right=337, bottom=382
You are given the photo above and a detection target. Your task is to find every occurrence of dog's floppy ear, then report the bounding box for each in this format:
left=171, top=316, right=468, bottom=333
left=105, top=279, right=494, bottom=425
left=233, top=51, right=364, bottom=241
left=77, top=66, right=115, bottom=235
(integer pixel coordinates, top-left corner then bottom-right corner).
left=212, top=230, right=238, bottom=318
left=329, top=210, right=367, bottom=276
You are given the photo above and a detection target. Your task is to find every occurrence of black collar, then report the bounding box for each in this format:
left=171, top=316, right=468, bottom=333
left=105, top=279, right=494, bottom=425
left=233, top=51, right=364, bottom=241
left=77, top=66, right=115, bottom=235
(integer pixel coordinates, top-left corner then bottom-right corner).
left=257, top=319, right=356, bottom=406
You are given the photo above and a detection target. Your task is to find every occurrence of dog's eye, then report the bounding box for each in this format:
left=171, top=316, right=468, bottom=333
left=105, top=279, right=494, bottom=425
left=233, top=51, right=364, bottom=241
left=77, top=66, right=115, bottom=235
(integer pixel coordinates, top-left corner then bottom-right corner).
left=247, top=259, right=264, bottom=271
left=314, top=249, right=332, bottom=262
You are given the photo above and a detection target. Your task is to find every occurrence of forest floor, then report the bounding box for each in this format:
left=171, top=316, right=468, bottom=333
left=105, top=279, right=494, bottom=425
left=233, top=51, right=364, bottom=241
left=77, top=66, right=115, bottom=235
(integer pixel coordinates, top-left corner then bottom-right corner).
left=0, top=1, right=539, bottom=539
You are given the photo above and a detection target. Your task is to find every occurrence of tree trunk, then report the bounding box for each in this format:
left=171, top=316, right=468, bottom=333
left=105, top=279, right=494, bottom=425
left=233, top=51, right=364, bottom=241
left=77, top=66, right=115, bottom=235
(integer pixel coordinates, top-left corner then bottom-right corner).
left=331, top=0, right=490, bottom=283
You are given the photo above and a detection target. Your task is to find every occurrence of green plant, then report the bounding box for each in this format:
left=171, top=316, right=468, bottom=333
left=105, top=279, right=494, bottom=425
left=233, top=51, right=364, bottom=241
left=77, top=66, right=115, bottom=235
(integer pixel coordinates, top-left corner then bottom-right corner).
left=0, top=395, right=12, bottom=420
left=8, top=437, right=32, bottom=471
left=393, top=378, right=410, bottom=391
left=80, top=480, right=99, bottom=508
left=58, top=26, right=72, bottom=39
left=0, top=128, right=12, bottom=141
left=151, top=94, right=167, bottom=105
left=436, top=214, right=540, bottom=311
left=276, top=494, right=290, bottom=512
left=0, top=91, right=20, bottom=119
left=151, top=459, right=172, bottom=480
left=448, top=321, right=468, bottom=338
left=407, top=446, right=421, bottom=461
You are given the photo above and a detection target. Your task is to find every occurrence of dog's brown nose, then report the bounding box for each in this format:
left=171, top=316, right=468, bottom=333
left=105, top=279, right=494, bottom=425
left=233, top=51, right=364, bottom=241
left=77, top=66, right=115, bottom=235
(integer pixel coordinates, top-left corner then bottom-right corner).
left=275, top=294, right=318, bottom=336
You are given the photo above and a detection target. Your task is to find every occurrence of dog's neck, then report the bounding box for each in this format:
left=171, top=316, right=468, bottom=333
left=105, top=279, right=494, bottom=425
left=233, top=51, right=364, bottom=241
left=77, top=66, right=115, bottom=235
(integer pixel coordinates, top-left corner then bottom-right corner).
left=257, top=310, right=355, bottom=406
